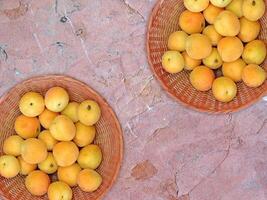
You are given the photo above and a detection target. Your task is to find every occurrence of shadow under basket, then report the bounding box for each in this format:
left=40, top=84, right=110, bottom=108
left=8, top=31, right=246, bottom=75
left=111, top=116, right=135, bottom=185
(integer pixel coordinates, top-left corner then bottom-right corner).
left=0, top=75, right=123, bottom=200
left=147, top=0, right=267, bottom=113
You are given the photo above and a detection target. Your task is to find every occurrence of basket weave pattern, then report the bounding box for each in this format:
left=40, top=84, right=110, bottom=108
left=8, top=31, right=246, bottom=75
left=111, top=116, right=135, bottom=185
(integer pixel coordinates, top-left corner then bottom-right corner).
left=0, top=75, right=123, bottom=200
left=147, top=0, right=267, bottom=113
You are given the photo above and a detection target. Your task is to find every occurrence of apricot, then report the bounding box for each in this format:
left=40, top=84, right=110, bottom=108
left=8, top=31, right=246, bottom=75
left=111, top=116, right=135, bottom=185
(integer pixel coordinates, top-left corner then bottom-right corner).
left=185, top=34, right=212, bottom=60
left=78, top=100, right=101, bottom=126
left=190, top=66, right=215, bottom=91
left=0, top=155, right=20, bottom=178
left=50, top=115, right=76, bottom=141
left=212, top=77, right=237, bottom=102
left=45, top=87, right=69, bottom=112
left=226, top=0, right=243, bottom=18
left=78, top=145, right=102, bottom=169
left=182, top=51, right=201, bottom=71
left=210, top=0, right=233, bottom=7
left=3, top=135, right=23, bottom=156
left=203, top=4, right=223, bottom=24
left=77, top=169, right=102, bottom=192
left=19, top=92, right=45, bottom=117
left=242, top=0, right=265, bottom=21
left=53, top=141, right=79, bottom=167
left=21, top=138, right=47, bottom=164
left=184, top=0, right=209, bottom=12
left=74, top=122, right=96, bottom=147
left=57, top=163, right=81, bottom=187
left=214, top=11, right=240, bottom=36
left=242, top=64, right=266, bottom=87
left=202, top=25, right=222, bottom=46
left=167, top=31, right=188, bottom=51
left=217, top=37, right=244, bottom=62
left=222, top=59, right=246, bottom=82
left=162, top=51, right=184, bottom=73
left=39, top=109, right=59, bottom=129
left=25, top=170, right=50, bottom=196
left=38, top=152, right=58, bottom=174
left=203, top=48, right=223, bottom=69
left=18, top=156, right=37, bottom=175
left=38, top=130, right=58, bottom=151
left=48, top=181, right=73, bottom=200
left=61, top=102, right=79, bottom=123
left=14, top=115, right=40, bottom=139
left=242, top=40, right=266, bottom=65
left=238, top=17, right=261, bottom=43
left=179, top=10, right=205, bottom=34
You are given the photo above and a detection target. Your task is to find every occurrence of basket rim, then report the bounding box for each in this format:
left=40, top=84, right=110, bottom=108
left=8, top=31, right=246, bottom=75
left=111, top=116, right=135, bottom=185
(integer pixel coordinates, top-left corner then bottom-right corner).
left=146, top=0, right=267, bottom=114
left=0, top=74, right=124, bottom=200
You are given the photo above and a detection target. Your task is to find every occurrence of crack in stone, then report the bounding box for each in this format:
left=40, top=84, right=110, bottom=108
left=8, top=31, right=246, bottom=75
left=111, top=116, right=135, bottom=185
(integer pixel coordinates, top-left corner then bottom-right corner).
left=174, top=172, right=179, bottom=197
left=256, top=119, right=267, bottom=134
left=184, top=122, right=235, bottom=196
left=188, top=139, right=231, bottom=195
left=0, top=47, right=8, bottom=61
left=64, top=13, right=94, bottom=65
left=176, top=122, right=236, bottom=197
left=121, top=0, right=145, bottom=21
left=147, top=125, right=170, bottom=143
left=228, top=123, right=236, bottom=143
left=227, top=113, right=233, bottom=124
left=55, top=0, right=58, bottom=13
left=126, top=122, right=138, bottom=138
left=139, top=75, right=154, bottom=96
left=127, top=107, right=151, bottom=123
left=152, top=94, right=161, bottom=104
left=123, top=68, right=146, bottom=84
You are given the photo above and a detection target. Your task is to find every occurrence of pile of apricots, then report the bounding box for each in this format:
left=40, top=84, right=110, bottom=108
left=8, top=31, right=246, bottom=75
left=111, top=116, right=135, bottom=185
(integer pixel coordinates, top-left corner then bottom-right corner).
left=162, top=0, right=266, bottom=102
left=0, top=87, right=103, bottom=199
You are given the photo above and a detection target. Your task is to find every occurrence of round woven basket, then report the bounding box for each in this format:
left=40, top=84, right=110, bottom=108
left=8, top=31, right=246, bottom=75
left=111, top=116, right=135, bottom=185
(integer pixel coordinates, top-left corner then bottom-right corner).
left=147, top=0, right=267, bottom=113
left=0, top=75, right=123, bottom=200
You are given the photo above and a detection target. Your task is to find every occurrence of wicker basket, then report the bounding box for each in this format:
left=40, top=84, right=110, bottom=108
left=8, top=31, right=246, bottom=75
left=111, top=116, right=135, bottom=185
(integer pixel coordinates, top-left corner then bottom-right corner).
left=147, top=0, right=267, bottom=113
left=0, top=75, right=123, bottom=200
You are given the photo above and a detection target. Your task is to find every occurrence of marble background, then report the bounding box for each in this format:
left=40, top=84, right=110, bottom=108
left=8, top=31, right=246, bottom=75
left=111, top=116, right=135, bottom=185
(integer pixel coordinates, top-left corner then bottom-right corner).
left=0, top=0, right=267, bottom=199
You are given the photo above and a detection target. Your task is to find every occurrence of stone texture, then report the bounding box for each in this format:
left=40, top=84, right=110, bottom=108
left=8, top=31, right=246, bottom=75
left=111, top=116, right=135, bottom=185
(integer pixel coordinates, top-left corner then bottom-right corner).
left=0, top=0, right=267, bottom=200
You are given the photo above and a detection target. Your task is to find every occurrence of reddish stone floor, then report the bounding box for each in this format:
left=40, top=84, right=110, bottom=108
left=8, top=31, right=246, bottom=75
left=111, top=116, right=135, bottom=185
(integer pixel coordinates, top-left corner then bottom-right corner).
left=0, top=0, right=266, bottom=199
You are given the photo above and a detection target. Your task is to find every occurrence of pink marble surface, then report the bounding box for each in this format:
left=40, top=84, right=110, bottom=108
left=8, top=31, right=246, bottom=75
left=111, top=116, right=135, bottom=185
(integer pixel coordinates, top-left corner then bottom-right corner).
left=0, top=0, right=267, bottom=200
